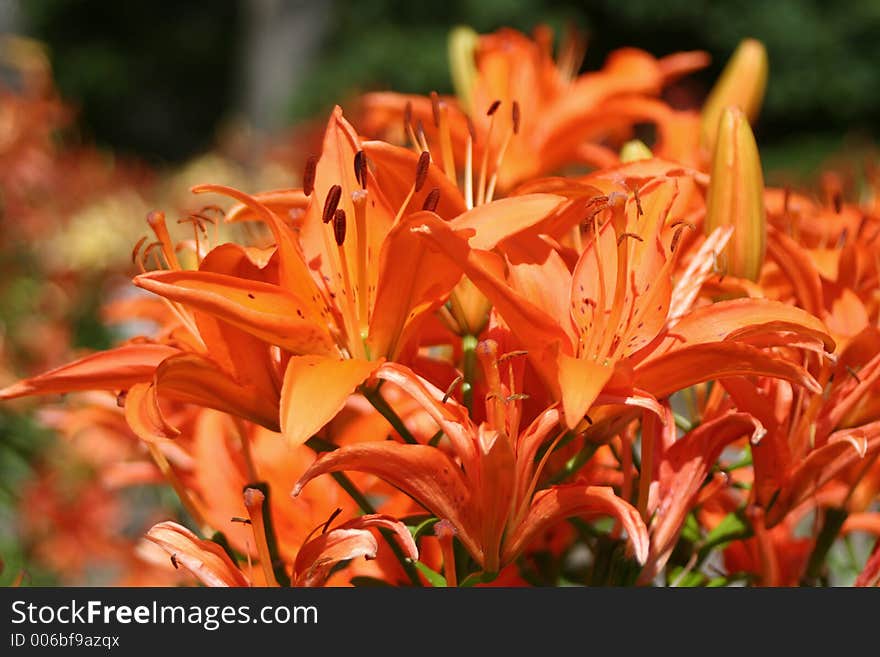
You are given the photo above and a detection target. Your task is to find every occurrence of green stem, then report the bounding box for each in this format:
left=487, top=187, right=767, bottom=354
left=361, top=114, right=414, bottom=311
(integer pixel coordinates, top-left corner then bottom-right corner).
left=547, top=442, right=599, bottom=485
left=802, top=507, right=848, bottom=585
left=361, top=384, right=418, bottom=444
left=461, top=334, right=478, bottom=413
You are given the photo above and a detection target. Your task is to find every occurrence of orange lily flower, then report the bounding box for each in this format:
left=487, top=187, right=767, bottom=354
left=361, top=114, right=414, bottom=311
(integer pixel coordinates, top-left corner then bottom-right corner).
left=413, top=174, right=834, bottom=430
left=723, top=333, right=880, bottom=528
left=134, top=106, right=563, bottom=444
left=361, top=26, right=709, bottom=193
left=293, top=347, right=649, bottom=578
left=638, top=410, right=766, bottom=582
left=1, top=232, right=288, bottom=440
left=146, top=514, right=416, bottom=587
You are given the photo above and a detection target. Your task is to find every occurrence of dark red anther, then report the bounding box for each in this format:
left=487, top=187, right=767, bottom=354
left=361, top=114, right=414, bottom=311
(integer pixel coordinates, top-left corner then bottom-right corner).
left=430, top=91, right=441, bottom=128
left=415, top=151, right=431, bottom=192
left=422, top=187, right=441, bottom=212
left=303, top=155, right=317, bottom=196
left=333, top=208, right=347, bottom=246
left=322, top=184, right=342, bottom=224
left=353, top=150, right=367, bottom=190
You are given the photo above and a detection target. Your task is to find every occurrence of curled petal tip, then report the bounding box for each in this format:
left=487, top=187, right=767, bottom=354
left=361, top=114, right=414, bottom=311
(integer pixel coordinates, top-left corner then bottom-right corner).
left=750, top=421, right=767, bottom=445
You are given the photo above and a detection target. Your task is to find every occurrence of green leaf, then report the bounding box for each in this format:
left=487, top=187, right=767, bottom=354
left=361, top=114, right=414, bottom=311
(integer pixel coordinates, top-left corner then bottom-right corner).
left=668, top=566, right=705, bottom=587
left=681, top=512, right=701, bottom=544
left=725, top=449, right=753, bottom=471
left=408, top=516, right=440, bottom=543
left=414, top=561, right=447, bottom=587
left=209, top=531, right=240, bottom=564
left=698, top=509, right=751, bottom=559
left=673, top=412, right=693, bottom=432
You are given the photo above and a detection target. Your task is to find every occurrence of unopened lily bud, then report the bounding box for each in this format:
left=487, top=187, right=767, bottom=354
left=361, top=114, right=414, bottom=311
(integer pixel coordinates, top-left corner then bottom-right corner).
left=620, top=139, right=653, bottom=163
left=448, top=26, right=479, bottom=115
left=701, top=38, right=768, bottom=154
left=705, top=106, right=767, bottom=281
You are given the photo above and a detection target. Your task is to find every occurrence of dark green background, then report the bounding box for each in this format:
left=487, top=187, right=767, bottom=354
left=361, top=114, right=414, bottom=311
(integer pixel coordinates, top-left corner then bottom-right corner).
left=19, top=0, right=880, bottom=174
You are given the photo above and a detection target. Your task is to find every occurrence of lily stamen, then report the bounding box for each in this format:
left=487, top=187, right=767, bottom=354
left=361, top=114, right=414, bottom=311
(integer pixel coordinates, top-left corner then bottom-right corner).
left=435, top=96, right=457, bottom=183
left=477, top=99, right=501, bottom=206
left=303, top=155, right=318, bottom=196
left=131, top=235, right=148, bottom=270
left=403, top=101, right=420, bottom=153
left=176, top=215, right=209, bottom=263
left=617, top=231, right=644, bottom=245
left=392, top=150, right=431, bottom=226
left=146, top=211, right=181, bottom=270
left=485, top=100, right=520, bottom=203
left=442, top=375, right=464, bottom=403
left=322, top=184, right=342, bottom=224
left=415, top=119, right=430, bottom=153
left=332, top=208, right=364, bottom=359
left=243, top=487, right=280, bottom=587
left=464, top=116, right=476, bottom=209
left=422, top=187, right=441, bottom=212
left=351, top=189, right=370, bottom=327
left=353, top=150, right=368, bottom=190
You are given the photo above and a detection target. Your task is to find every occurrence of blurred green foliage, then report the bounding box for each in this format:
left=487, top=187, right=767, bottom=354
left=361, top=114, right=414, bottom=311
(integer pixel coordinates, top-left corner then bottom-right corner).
left=17, top=0, right=880, bottom=168
left=21, top=0, right=241, bottom=163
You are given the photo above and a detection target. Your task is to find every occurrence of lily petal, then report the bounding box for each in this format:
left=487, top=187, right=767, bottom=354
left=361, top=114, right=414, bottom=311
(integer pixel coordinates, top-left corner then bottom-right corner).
left=134, top=270, right=336, bottom=355
left=292, top=442, right=481, bottom=563
left=224, top=189, right=309, bottom=223
left=641, top=411, right=763, bottom=581
left=557, top=353, right=615, bottom=429
left=295, top=513, right=417, bottom=587
left=361, top=139, right=467, bottom=219
left=503, top=484, right=649, bottom=566
left=643, top=298, right=835, bottom=361
left=766, top=226, right=824, bottom=317
left=369, top=211, right=466, bottom=359
left=280, top=355, right=380, bottom=446
left=146, top=521, right=249, bottom=587
left=151, top=352, right=281, bottom=430
left=634, top=341, right=823, bottom=398
left=375, top=362, right=475, bottom=463
left=767, top=421, right=880, bottom=527
left=450, top=194, right=565, bottom=250
left=123, top=382, right=179, bottom=442
left=412, top=215, right=569, bottom=386
left=855, top=539, right=880, bottom=587
left=191, top=184, right=325, bottom=320
left=0, top=344, right=178, bottom=400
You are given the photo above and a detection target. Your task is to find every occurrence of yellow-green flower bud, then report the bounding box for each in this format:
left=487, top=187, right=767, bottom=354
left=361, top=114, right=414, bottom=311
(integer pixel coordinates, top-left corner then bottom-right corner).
left=701, top=38, right=768, bottom=154
left=705, top=106, right=766, bottom=281
left=620, top=139, right=653, bottom=163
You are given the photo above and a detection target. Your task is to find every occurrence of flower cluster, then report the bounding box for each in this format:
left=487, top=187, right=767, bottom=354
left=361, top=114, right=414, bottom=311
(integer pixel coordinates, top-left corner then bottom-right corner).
left=3, top=27, right=878, bottom=587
